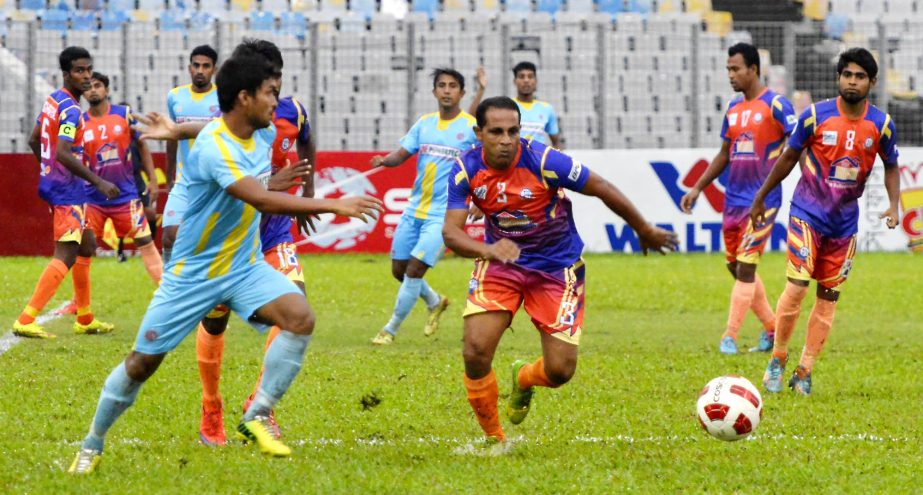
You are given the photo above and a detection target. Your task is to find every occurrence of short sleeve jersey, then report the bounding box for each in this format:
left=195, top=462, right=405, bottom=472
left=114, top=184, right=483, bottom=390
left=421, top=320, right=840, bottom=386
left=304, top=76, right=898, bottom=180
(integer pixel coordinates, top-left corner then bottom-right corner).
left=35, top=88, right=86, bottom=205
left=166, top=84, right=220, bottom=183
left=447, top=139, right=590, bottom=273
left=399, top=111, right=478, bottom=221
left=515, top=98, right=560, bottom=146
left=260, top=96, right=312, bottom=250
left=720, top=89, right=796, bottom=208
left=787, top=97, right=899, bottom=237
left=168, top=118, right=277, bottom=281
left=82, top=104, right=141, bottom=205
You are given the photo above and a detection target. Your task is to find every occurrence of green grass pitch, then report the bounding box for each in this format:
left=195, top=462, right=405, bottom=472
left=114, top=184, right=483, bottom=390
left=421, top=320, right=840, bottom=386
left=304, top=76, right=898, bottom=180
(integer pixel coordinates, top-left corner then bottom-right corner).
left=1, top=252, right=921, bottom=493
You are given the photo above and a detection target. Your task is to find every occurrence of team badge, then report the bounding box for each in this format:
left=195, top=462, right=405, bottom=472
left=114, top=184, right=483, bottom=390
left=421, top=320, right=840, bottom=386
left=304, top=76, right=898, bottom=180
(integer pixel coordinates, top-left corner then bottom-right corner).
left=799, top=246, right=809, bottom=258
left=114, top=125, right=122, bottom=135
left=456, top=132, right=465, bottom=140
left=865, top=137, right=873, bottom=149
left=753, top=113, right=763, bottom=123
left=473, top=185, right=487, bottom=200
left=281, top=138, right=291, bottom=151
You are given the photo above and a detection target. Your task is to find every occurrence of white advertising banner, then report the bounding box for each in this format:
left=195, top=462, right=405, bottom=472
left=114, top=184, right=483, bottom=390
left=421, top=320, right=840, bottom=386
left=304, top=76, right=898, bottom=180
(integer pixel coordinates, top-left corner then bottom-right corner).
left=566, top=148, right=923, bottom=254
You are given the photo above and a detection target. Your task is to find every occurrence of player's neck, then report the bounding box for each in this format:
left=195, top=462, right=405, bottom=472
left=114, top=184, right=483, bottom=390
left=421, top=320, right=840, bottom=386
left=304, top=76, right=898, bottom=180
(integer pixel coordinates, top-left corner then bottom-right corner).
left=439, top=106, right=462, bottom=121
left=742, top=84, right=765, bottom=101
left=191, top=82, right=214, bottom=94
left=63, top=85, right=82, bottom=102
left=88, top=101, right=109, bottom=117
left=221, top=113, right=256, bottom=140
left=837, top=96, right=868, bottom=120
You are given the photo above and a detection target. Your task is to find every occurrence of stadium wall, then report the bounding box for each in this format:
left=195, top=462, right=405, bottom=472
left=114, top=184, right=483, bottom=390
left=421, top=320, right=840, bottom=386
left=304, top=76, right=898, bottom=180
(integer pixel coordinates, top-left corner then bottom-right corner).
left=2, top=149, right=921, bottom=257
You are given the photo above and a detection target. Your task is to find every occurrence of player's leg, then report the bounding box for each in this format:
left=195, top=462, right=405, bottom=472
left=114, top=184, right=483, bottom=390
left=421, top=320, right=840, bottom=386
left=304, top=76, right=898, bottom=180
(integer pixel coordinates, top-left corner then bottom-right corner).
left=127, top=199, right=163, bottom=285
left=415, top=218, right=450, bottom=337
left=13, top=206, right=83, bottom=338
left=72, top=209, right=114, bottom=334
left=718, top=206, right=748, bottom=354
left=735, top=207, right=779, bottom=353
left=374, top=216, right=421, bottom=343
left=196, top=309, right=230, bottom=446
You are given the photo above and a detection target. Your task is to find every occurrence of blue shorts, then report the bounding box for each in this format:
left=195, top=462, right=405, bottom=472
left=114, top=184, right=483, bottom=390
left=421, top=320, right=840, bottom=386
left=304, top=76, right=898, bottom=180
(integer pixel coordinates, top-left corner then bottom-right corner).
left=162, top=182, right=188, bottom=228
left=390, top=214, right=445, bottom=267
left=133, top=261, right=301, bottom=354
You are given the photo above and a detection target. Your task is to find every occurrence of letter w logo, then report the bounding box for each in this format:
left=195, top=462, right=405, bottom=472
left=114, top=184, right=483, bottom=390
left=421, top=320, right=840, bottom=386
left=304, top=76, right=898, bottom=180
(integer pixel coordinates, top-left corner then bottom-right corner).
left=650, top=160, right=727, bottom=213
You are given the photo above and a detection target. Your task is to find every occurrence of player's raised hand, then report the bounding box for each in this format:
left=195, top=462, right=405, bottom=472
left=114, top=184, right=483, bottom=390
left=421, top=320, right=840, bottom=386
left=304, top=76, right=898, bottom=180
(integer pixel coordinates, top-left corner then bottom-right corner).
left=475, top=66, right=487, bottom=90
left=485, top=238, right=520, bottom=264
left=334, top=195, right=383, bottom=223
left=879, top=206, right=900, bottom=229
left=133, top=112, right=180, bottom=141
left=638, top=223, right=679, bottom=256
left=269, top=158, right=312, bottom=191
left=95, top=178, right=121, bottom=200
left=680, top=188, right=699, bottom=214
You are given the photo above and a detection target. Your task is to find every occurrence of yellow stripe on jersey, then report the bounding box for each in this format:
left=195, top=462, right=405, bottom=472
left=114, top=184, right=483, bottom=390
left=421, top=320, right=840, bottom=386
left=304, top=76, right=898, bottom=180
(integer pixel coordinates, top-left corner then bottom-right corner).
left=803, top=104, right=817, bottom=133
left=454, top=158, right=469, bottom=185
left=771, top=94, right=783, bottom=111
left=250, top=232, right=260, bottom=264
left=208, top=203, right=256, bottom=279
left=881, top=114, right=893, bottom=140
left=195, top=212, right=221, bottom=255
left=414, top=162, right=438, bottom=220
left=213, top=133, right=245, bottom=181
left=171, top=259, right=186, bottom=275
left=539, top=146, right=553, bottom=187
left=293, top=97, right=305, bottom=130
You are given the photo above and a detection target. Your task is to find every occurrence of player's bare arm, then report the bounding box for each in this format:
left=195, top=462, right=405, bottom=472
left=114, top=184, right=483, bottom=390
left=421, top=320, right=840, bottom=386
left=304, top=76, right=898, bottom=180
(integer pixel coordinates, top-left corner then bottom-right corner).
left=267, top=159, right=312, bottom=192
left=750, top=146, right=802, bottom=224
left=55, top=136, right=119, bottom=199
left=467, top=66, right=487, bottom=116
left=165, top=140, right=177, bottom=190
left=880, top=164, right=901, bottom=229
left=134, top=112, right=207, bottom=141
left=135, top=135, right=159, bottom=206
left=681, top=140, right=731, bottom=213
left=442, top=209, right=520, bottom=263
left=370, top=148, right=413, bottom=168
left=296, top=131, right=319, bottom=235
left=550, top=132, right=563, bottom=150
left=581, top=170, right=679, bottom=255
left=226, top=175, right=382, bottom=221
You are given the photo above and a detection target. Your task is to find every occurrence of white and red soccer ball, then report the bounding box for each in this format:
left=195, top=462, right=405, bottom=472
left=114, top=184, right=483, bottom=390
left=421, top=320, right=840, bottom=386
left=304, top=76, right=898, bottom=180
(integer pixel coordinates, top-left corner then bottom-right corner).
left=696, top=375, right=763, bottom=441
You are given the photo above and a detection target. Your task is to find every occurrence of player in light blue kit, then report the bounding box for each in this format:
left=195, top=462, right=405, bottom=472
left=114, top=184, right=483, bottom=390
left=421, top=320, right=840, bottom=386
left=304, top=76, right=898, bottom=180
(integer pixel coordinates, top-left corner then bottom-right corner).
left=370, top=68, right=478, bottom=345
left=69, top=49, right=382, bottom=474
left=161, top=45, right=221, bottom=263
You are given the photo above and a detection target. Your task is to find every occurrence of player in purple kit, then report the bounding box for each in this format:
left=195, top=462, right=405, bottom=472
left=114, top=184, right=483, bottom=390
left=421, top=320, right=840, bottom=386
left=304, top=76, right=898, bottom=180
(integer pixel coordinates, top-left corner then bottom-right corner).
left=12, top=46, right=119, bottom=339
left=443, top=97, right=678, bottom=442
left=752, top=48, right=900, bottom=395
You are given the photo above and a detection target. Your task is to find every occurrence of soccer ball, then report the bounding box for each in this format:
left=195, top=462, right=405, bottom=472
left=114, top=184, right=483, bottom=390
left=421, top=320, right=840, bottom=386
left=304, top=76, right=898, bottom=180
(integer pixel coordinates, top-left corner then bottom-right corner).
left=696, top=375, right=763, bottom=441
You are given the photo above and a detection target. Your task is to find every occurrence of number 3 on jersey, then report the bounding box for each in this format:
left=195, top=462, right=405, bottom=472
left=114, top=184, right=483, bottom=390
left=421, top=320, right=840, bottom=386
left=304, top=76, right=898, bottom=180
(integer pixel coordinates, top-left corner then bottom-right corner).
left=497, top=182, right=507, bottom=203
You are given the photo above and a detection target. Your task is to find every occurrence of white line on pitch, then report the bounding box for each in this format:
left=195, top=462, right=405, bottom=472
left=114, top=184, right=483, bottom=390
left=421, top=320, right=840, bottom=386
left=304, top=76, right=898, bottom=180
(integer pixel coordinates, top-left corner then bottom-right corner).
left=0, top=300, right=71, bottom=357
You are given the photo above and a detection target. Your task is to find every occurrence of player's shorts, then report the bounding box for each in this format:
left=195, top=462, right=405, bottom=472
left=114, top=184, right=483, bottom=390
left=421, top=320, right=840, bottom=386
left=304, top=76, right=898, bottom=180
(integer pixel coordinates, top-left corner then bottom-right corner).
left=52, top=204, right=86, bottom=243
left=463, top=258, right=585, bottom=345
left=390, top=214, right=445, bottom=267
left=134, top=261, right=301, bottom=354
left=264, top=241, right=304, bottom=285
left=785, top=216, right=857, bottom=291
left=723, top=205, right=778, bottom=264
left=87, top=199, right=152, bottom=240
left=161, top=182, right=188, bottom=228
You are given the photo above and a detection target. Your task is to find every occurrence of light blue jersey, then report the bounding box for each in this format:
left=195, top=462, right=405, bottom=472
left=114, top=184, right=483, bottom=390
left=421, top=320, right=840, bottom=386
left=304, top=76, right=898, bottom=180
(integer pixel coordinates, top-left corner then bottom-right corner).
left=515, top=98, right=559, bottom=146
left=166, top=83, right=220, bottom=182
left=399, top=111, right=477, bottom=221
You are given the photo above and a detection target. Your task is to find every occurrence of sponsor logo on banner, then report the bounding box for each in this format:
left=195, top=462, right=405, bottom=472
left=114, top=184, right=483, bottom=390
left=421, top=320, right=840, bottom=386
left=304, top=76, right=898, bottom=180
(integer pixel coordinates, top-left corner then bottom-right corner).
left=650, top=159, right=727, bottom=212
left=900, top=163, right=923, bottom=252
left=299, top=166, right=379, bottom=251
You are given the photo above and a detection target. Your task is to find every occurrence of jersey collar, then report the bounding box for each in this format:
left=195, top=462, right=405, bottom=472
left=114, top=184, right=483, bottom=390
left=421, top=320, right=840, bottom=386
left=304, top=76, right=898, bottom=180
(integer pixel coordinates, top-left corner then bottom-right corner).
left=836, top=96, right=869, bottom=122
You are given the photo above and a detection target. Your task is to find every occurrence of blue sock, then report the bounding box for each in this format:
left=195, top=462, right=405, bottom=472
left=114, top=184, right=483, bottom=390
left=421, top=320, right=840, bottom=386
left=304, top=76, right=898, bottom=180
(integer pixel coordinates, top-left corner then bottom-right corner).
left=162, top=247, right=172, bottom=265
left=245, top=331, right=312, bottom=421
left=419, top=280, right=441, bottom=309
left=383, top=277, right=423, bottom=335
left=82, top=362, right=143, bottom=452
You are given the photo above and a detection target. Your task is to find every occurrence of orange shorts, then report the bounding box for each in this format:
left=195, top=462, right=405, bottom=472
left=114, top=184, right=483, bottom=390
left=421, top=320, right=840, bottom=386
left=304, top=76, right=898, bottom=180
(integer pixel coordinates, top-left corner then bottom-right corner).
left=786, top=216, right=857, bottom=290
left=723, top=205, right=777, bottom=264
left=87, top=199, right=152, bottom=240
left=52, top=204, right=86, bottom=243
left=263, top=241, right=304, bottom=285
left=463, top=258, right=585, bottom=345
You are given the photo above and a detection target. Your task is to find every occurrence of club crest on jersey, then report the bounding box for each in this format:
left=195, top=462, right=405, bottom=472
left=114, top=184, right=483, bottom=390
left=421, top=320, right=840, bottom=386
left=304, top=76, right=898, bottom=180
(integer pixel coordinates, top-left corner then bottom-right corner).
left=865, top=137, right=873, bottom=149
left=114, top=124, right=123, bottom=135
left=468, top=278, right=478, bottom=294
left=473, top=185, right=487, bottom=200
left=281, top=138, right=291, bottom=151
left=753, top=113, right=763, bottom=123
left=822, top=131, right=838, bottom=146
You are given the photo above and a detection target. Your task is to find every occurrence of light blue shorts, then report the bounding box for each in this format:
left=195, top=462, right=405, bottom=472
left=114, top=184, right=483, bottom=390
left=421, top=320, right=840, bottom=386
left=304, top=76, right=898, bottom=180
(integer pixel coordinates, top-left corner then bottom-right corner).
left=133, top=261, right=301, bottom=355
left=161, top=182, right=188, bottom=228
left=390, top=214, right=445, bottom=267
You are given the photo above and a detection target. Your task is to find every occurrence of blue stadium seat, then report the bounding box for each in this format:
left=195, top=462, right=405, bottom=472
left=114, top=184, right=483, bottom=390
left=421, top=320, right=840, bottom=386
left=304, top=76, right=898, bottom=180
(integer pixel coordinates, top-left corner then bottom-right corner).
left=824, top=13, right=850, bottom=40
left=566, top=0, right=593, bottom=12
left=20, top=0, right=47, bottom=10
left=52, top=0, right=75, bottom=10
left=410, top=0, right=437, bottom=18
left=71, top=9, right=98, bottom=28
left=41, top=8, right=70, bottom=28
left=537, top=0, right=560, bottom=14
left=261, top=0, right=288, bottom=13
left=350, top=0, right=376, bottom=19
left=188, top=10, right=213, bottom=29
left=626, top=0, right=651, bottom=12
left=597, top=0, right=623, bottom=16
left=505, top=0, right=532, bottom=13
left=159, top=8, right=185, bottom=29
left=138, top=0, right=166, bottom=10
left=249, top=10, right=274, bottom=30
left=100, top=8, right=128, bottom=28
left=280, top=10, right=307, bottom=38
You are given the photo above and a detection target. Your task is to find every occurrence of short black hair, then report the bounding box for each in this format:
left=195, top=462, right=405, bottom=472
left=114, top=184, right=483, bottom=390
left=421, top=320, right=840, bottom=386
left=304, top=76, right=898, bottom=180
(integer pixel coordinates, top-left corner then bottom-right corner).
left=216, top=53, right=276, bottom=113
left=190, top=45, right=218, bottom=65
left=837, top=47, right=878, bottom=80
left=475, top=96, right=521, bottom=128
left=431, top=67, right=465, bottom=91
left=59, top=46, right=91, bottom=72
left=232, top=38, right=283, bottom=77
left=512, top=61, right=537, bottom=77
left=91, top=71, right=109, bottom=88
left=728, top=43, right=760, bottom=76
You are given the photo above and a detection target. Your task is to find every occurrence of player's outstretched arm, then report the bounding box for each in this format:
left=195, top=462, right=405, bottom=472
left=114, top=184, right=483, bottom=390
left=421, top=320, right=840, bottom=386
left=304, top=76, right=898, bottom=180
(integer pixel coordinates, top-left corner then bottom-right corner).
left=134, top=112, right=207, bottom=142
left=581, top=171, right=679, bottom=255
left=54, top=137, right=120, bottom=200
left=135, top=137, right=159, bottom=206
left=879, top=164, right=901, bottom=229
left=226, top=176, right=382, bottom=220
left=680, top=140, right=730, bottom=213
left=750, top=146, right=801, bottom=225
left=371, top=148, right=413, bottom=168
left=443, top=209, right=520, bottom=263
left=296, top=132, right=319, bottom=235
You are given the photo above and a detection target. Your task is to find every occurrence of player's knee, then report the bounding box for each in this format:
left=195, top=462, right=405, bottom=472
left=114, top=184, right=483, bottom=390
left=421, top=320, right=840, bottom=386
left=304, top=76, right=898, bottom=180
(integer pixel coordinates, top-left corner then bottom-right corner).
left=462, top=342, right=492, bottom=370
left=201, top=317, right=227, bottom=335
left=163, top=227, right=177, bottom=248
left=545, top=361, right=577, bottom=386
left=391, top=266, right=405, bottom=282
left=282, top=306, right=315, bottom=335
left=124, top=352, right=164, bottom=382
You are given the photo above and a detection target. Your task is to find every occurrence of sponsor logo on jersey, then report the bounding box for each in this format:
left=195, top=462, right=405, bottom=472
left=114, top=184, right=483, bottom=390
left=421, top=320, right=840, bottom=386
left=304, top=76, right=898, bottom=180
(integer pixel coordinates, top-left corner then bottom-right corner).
left=728, top=113, right=738, bottom=126
left=787, top=115, right=798, bottom=126
left=828, top=156, right=860, bottom=186
left=419, top=144, right=461, bottom=159
left=568, top=161, right=583, bottom=182
left=822, top=131, right=838, bottom=146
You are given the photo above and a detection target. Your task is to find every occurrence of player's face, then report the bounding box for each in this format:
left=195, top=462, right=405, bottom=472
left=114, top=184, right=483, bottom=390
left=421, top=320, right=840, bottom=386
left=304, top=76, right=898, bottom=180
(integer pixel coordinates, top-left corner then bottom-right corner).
left=64, top=58, right=93, bottom=94
left=514, top=70, right=536, bottom=97
left=475, top=108, right=521, bottom=169
left=726, top=53, right=756, bottom=93
left=838, top=62, right=874, bottom=104
left=245, top=78, right=280, bottom=129
left=84, top=79, right=108, bottom=105
left=189, top=55, right=217, bottom=89
left=432, top=74, right=464, bottom=109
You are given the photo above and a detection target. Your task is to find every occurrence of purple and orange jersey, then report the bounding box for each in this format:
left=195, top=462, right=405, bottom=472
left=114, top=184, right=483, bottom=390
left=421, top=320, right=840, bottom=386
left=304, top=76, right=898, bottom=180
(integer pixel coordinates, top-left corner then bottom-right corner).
left=720, top=88, right=796, bottom=209
left=447, top=139, right=590, bottom=273
left=787, top=97, right=899, bottom=237
left=82, top=104, right=141, bottom=205
left=35, top=88, right=86, bottom=205
left=260, top=97, right=312, bottom=251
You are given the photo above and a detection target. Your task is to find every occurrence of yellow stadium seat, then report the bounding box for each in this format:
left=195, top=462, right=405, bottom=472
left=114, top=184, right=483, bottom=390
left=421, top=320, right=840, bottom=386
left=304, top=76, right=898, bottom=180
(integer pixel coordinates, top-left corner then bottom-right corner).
left=658, top=0, right=678, bottom=13
left=130, top=9, right=152, bottom=22
left=802, top=0, right=828, bottom=20
left=703, top=10, right=732, bottom=36
left=291, top=0, right=318, bottom=11
left=231, top=0, right=254, bottom=11
left=685, top=0, right=712, bottom=13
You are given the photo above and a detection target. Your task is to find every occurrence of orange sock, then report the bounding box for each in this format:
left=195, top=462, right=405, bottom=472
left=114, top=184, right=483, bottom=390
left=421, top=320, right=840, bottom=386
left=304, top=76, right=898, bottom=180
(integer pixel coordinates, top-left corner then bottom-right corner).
left=517, top=357, right=559, bottom=389
left=18, top=259, right=69, bottom=324
left=196, top=325, right=225, bottom=405
left=751, top=274, right=775, bottom=332
left=248, top=326, right=283, bottom=400
left=799, top=298, right=836, bottom=373
left=722, top=280, right=756, bottom=340
left=138, top=242, right=163, bottom=284
left=463, top=371, right=505, bottom=441
left=72, top=256, right=94, bottom=325
left=772, top=282, right=809, bottom=359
